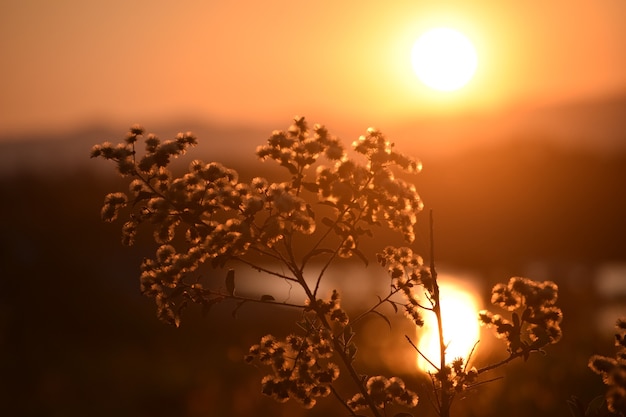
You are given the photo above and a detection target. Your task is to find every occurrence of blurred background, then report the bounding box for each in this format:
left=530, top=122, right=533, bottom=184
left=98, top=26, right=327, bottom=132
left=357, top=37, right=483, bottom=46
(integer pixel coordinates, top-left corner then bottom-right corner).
left=1, top=1, right=625, bottom=416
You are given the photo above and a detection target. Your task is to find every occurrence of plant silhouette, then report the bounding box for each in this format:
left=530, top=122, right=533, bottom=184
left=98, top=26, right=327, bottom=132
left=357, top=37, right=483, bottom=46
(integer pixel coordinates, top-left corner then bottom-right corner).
left=92, top=117, right=566, bottom=417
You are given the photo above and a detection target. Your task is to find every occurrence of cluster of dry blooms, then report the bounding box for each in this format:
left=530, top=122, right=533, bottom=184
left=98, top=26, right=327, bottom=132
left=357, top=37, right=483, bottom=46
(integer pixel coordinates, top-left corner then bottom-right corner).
left=243, top=290, right=350, bottom=409
left=589, top=319, right=626, bottom=415
left=91, top=118, right=422, bottom=326
left=91, top=118, right=603, bottom=417
left=91, top=118, right=428, bottom=415
left=479, top=277, right=563, bottom=358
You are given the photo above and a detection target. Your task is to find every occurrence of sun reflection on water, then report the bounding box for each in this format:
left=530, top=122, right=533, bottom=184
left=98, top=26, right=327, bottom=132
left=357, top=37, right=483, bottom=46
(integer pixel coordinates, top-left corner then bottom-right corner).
left=416, top=275, right=482, bottom=373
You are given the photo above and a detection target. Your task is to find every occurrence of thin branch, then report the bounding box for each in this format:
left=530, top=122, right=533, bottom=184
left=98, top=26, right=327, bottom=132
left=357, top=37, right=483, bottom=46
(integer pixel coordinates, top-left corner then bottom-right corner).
left=309, top=186, right=368, bottom=297
left=310, top=208, right=356, bottom=298
left=305, top=208, right=346, bottom=272
left=429, top=210, right=438, bottom=284
left=415, top=297, right=435, bottom=312
left=269, top=242, right=301, bottom=279
left=466, top=375, right=504, bottom=389
left=249, top=245, right=285, bottom=263
left=305, top=170, right=373, bottom=267
left=286, top=321, right=316, bottom=379
left=464, top=340, right=480, bottom=372
left=352, top=293, right=399, bottom=325
left=281, top=228, right=309, bottom=288
left=476, top=350, right=528, bottom=375
left=233, top=257, right=299, bottom=282
left=329, top=384, right=359, bottom=416
left=312, top=244, right=340, bottom=298
left=405, top=335, right=440, bottom=371
left=352, top=273, right=432, bottom=326
left=428, top=373, right=442, bottom=414
left=426, top=390, right=440, bottom=416
left=199, top=289, right=307, bottom=310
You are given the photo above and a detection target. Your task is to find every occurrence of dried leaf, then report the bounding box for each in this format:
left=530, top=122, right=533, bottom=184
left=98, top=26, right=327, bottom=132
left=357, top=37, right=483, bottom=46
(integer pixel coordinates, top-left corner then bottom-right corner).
left=225, top=269, right=235, bottom=296
left=356, top=226, right=373, bottom=237
left=386, top=299, right=398, bottom=313
left=301, top=248, right=334, bottom=265
left=319, top=201, right=337, bottom=208
left=343, top=324, right=355, bottom=345
left=521, top=307, right=530, bottom=322
left=169, top=285, right=186, bottom=299
left=586, top=395, right=607, bottom=416
left=353, top=248, right=369, bottom=266
left=283, top=162, right=298, bottom=174
left=371, top=310, right=392, bottom=330
left=347, top=343, right=358, bottom=362
left=232, top=300, right=245, bottom=318
left=513, top=312, right=520, bottom=328
left=321, top=217, right=335, bottom=228
left=132, top=191, right=153, bottom=207
left=201, top=301, right=212, bottom=318
left=201, top=297, right=223, bottom=318
left=301, top=182, right=318, bottom=192
left=566, top=396, right=585, bottom=417
left=296, top=319, right=309, bottom=331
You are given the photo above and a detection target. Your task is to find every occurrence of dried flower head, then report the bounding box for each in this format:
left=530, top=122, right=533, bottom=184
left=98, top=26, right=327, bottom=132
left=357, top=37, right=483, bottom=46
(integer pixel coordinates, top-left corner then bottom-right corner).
left=347, top=375, right=418, bottom=411
left=589, top=318, right=626, bottom=415
left=246, top=324, right=339, bottom=409
left=480, top=277, right=562, bottom=356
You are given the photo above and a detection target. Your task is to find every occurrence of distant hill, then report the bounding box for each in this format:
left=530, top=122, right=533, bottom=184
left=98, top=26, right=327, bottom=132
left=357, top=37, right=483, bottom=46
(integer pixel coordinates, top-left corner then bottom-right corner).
left=387, top=92, right=626, bottom=156
left=1, top=92, right=624, bottom=176
left=0, top=121, right=271, bottom=176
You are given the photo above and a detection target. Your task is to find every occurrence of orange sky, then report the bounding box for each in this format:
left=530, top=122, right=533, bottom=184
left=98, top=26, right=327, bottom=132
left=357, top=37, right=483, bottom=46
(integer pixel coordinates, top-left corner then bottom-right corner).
left=1, top=1, right=625, bottom=135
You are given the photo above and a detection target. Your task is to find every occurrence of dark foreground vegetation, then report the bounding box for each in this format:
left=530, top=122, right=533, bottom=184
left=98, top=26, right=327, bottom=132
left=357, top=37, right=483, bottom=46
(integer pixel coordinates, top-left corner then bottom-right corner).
left=1, top=128, right=625, bottom=416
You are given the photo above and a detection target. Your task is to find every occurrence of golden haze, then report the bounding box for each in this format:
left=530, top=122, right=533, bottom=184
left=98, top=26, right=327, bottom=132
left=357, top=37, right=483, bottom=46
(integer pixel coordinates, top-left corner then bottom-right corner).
left=0, top=2, right=625, bottom=135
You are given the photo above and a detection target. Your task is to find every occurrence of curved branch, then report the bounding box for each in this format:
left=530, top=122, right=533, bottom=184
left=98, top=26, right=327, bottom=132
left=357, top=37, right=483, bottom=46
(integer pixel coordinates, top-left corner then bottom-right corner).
left=476, top=349, right=528, bottom=375
left=329, top=384, right=359, bottom=416
left=233, top=257, right=299, bottom=283
left=201, top=289, right=307, bottom=310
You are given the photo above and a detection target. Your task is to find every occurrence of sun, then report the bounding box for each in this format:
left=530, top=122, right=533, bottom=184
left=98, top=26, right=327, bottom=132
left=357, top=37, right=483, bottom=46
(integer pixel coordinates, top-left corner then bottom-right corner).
left=416, top=279, right=481, bottom=373
left=411, top=27, right=478, bottom=92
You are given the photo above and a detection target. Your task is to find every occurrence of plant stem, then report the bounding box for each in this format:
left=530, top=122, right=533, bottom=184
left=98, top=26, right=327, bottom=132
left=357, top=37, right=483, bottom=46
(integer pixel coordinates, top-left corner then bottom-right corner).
left=430, top=210, right=451, bottom=417
left=292, top=266, right=384, bottom=417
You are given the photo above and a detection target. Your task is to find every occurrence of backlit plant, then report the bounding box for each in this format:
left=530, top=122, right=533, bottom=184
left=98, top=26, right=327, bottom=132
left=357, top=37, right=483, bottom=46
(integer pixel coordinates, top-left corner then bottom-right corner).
left=588, top=319, right=626, bottom=415
left=92, top=117, right=564, bottom=417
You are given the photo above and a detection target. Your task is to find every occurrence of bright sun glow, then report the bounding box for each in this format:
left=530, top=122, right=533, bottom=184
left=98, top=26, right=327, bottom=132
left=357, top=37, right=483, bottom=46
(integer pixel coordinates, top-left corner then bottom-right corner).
left=411, top=27, right=478, bottom=92
left=416, top=279, right=482, bottom=373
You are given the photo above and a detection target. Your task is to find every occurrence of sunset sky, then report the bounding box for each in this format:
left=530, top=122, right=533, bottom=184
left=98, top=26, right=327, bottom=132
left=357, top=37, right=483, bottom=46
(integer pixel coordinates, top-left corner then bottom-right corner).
left=1, top=1, right=625, bottom=136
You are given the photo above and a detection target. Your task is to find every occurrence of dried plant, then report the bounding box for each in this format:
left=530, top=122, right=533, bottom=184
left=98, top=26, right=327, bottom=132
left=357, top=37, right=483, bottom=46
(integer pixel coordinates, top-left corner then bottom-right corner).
left=92, top=117, right=563, bottom=417
left=587, top=319, right=626, bottom=416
